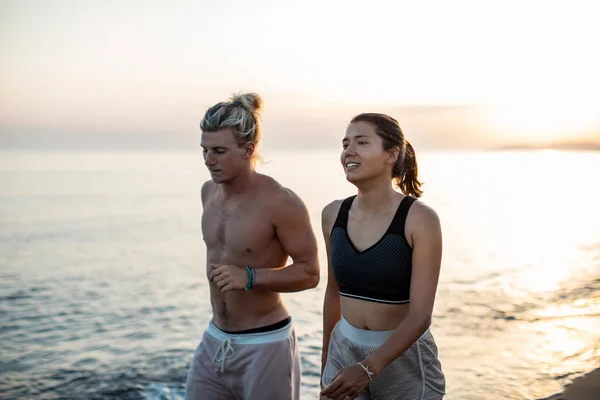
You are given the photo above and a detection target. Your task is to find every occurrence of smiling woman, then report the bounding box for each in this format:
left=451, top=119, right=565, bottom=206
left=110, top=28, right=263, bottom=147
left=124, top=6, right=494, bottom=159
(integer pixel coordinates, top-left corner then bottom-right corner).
left=320, top=113, right=445, bottom=400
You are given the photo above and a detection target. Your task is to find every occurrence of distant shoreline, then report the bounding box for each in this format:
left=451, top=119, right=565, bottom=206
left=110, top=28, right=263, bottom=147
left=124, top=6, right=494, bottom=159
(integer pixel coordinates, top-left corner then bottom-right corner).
left=490, top=141, right=600, bottom=152
left=540, top=368, right=600, bottom=400
left=1, top=143, right=600, bottom=153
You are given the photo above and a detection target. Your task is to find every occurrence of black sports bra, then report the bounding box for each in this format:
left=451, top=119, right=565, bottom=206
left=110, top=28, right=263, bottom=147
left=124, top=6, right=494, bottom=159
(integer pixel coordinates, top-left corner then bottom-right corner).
left=330, top=195, right=416, bottom=304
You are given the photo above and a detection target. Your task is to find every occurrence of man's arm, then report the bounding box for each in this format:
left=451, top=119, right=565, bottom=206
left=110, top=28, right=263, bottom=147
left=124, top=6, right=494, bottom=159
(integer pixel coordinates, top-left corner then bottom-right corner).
left=252, top=188, right=320, bottom=292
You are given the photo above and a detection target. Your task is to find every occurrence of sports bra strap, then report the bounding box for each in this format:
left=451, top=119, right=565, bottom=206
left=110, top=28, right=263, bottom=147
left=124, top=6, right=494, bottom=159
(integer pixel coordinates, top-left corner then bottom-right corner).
left=332, top=195, right=357, bottom=232
left=387, top=195, right=417, bottom=236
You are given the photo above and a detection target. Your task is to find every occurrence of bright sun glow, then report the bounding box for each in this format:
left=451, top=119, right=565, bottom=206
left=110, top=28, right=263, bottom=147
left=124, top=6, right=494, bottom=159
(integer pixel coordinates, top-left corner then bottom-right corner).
left=482, top=98, right=600, bottom=143
left=1, top=0, right=599, bottom=146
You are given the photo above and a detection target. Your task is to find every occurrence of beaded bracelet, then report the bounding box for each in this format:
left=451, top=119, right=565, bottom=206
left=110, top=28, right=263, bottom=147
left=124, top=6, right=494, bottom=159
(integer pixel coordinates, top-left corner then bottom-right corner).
left=244, top=266, right=255, bottom=291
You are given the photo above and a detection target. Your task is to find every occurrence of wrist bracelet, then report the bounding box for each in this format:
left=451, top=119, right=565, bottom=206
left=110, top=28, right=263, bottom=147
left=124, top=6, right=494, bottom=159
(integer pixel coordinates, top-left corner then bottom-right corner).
left=357, top=362, right=374, bottom=381
left=244, top=266, right=254, bottom=291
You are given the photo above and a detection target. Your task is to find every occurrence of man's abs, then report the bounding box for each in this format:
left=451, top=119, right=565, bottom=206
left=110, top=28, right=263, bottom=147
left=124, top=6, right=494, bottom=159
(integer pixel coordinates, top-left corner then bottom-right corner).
left=202, top=178, right=292, bottom=331
left=210, top=287, right=289, bottom=332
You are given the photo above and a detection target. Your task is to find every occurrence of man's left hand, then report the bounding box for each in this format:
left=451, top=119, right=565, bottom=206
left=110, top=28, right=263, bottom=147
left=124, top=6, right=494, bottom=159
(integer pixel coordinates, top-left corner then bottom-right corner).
left=320, top=363, right=371, bottom=400
left=209, top=264, right=248, bottom=292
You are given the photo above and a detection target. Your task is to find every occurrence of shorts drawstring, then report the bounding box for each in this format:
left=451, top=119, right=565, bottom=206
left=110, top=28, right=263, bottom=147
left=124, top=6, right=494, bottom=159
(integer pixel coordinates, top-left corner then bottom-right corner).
left=213, top=337, right=235, bottom=372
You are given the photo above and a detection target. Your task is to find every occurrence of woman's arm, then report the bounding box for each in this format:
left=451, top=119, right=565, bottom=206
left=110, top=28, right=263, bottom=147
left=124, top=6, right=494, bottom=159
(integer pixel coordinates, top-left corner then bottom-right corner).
left=321, top=202, right=443, bottom=400
left=362, top=202, right=443, bottom=375
left=321, top=201, right=342, bottom=376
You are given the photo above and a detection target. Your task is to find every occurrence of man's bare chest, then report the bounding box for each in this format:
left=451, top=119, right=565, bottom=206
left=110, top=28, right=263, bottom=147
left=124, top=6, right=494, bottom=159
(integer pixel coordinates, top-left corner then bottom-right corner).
left=202, top=200, right=274, bottom=252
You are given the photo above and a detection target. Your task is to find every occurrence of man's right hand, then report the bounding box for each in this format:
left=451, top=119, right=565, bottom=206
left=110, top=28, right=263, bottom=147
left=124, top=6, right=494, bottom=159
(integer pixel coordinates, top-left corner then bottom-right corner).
left=209, top=264, right=249, bottom=292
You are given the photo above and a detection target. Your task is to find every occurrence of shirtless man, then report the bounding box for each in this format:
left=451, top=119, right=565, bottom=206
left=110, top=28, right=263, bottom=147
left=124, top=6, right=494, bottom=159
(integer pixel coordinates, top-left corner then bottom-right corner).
left=185, top=92, right=320, bottom=400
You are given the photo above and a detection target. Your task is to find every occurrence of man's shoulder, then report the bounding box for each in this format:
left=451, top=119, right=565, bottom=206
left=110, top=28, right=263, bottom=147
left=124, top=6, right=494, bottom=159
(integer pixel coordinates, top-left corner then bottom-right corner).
left=201, top=180, right=216, bottom=202
left=202, top=179, right=216, bottom=191
left=254, top=173, right=282, bottom=191
left=255, top=174, right=301, bottom=203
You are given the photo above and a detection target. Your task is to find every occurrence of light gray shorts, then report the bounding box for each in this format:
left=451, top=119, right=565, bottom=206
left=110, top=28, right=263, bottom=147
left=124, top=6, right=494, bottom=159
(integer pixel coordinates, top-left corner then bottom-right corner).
left=185, top=319, right=301, bottom=400
left=322, top=317, right=445, bottom=400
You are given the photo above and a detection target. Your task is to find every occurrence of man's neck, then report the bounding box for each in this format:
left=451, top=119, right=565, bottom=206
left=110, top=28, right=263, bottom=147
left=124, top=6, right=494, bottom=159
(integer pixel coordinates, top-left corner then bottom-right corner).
left=221, top=167, right=257, bottom=197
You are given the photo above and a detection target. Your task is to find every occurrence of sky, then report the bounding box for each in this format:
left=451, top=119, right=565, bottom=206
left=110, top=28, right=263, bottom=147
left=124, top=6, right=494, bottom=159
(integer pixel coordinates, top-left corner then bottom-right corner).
left=1, top=0, right=599, bottom=150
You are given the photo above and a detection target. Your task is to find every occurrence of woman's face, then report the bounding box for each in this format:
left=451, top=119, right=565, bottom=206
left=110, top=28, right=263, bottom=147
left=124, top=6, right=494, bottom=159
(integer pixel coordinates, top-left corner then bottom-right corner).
left=341, top=121, right=396, bottom=185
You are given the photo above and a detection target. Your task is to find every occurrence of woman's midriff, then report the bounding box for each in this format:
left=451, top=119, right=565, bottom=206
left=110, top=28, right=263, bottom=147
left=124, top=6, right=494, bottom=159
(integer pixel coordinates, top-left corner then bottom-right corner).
left=340, top=296, right=411, bottom=331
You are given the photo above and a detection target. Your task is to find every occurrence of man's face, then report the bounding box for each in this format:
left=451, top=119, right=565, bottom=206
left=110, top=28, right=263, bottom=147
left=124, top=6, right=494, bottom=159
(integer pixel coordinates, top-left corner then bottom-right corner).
left=201, top=128, right=252, bottom=183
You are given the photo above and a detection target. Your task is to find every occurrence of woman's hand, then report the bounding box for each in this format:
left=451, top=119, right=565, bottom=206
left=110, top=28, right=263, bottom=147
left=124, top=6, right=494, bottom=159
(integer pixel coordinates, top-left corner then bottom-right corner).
left=320, top=363, right=371, bottom=400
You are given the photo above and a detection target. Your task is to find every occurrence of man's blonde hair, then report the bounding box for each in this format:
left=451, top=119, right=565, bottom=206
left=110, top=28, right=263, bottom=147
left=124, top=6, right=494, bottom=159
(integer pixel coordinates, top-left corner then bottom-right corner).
left=200, top=92, right=264, bottom=164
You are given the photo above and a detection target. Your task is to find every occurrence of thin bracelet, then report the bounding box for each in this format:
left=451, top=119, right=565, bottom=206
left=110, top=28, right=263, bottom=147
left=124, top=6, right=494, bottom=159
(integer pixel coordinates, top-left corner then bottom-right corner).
left=357, top=362, right=374, bottom=381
